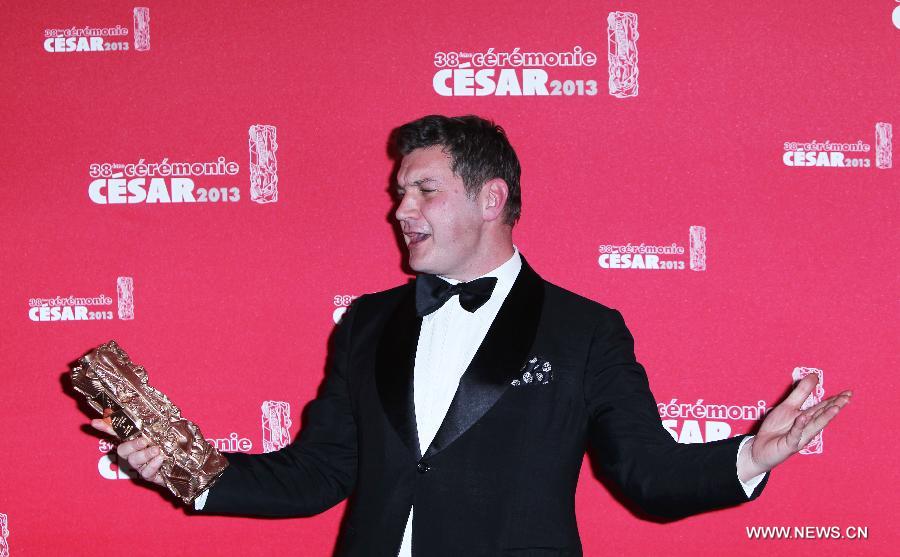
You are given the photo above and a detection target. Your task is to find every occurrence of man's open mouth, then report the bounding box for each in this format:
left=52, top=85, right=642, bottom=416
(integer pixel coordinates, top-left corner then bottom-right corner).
left=405, top=232, right=431, bottom=245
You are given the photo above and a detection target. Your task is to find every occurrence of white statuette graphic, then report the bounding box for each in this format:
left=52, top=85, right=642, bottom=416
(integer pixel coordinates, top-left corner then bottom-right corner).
left=116, top=276, right=134, bottom=320
left=261, top=400, right=292, bottom=453
left=607, top=12, right=639, bottom=98
left=133, top=7, right=150, bottom=51
left=249, top=124, right=279, bottom=204
left=875, top=122, right=892, bottom=170
left=689, top=226, right=706, bottom=272
left=0, top=512, right=8, bottom=557
left=791, top=367, right=825, bottom=455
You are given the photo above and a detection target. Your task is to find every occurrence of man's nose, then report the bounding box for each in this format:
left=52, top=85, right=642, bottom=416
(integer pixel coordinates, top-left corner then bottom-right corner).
left=394, top=193, right=419, bottom=222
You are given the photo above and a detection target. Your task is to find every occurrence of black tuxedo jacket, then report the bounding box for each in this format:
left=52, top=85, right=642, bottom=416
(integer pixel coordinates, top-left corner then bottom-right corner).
left=204, top=259, right=765, bottom=556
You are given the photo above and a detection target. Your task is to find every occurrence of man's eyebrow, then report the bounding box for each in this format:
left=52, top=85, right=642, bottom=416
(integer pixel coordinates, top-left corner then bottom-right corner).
left=397, top=177, right=437, bottom=189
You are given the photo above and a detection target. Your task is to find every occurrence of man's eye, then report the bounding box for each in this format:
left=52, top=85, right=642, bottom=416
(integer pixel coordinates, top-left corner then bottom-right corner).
left=421, top=189, right=436, bottom=194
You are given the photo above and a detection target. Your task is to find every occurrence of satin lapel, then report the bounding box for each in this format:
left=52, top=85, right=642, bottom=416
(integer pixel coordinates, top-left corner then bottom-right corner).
left=375, top=285, right=422, bottom=460
left=423, top=258, right=545, bottom=460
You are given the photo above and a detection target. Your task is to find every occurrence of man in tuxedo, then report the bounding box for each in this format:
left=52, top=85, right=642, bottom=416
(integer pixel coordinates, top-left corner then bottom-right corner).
left=94, top=115, right=851, bottom=556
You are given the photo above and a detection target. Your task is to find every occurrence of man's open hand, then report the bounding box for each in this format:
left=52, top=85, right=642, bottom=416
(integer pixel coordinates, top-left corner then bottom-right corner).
left=91, top=419, right=166, bottom=487
left=738, top=374, right=852, bottom=481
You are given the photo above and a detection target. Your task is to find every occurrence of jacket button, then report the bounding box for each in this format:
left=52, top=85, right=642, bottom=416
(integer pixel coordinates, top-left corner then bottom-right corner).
left=416, top=461, right=430, bottom=474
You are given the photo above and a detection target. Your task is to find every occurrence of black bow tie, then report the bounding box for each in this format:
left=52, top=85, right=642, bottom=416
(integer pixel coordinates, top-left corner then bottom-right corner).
left=415, top=274, right=498, bottom=317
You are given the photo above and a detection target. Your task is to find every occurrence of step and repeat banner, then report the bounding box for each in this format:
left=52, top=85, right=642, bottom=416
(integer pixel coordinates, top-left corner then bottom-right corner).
left=1, top=1, right=896, bottom=555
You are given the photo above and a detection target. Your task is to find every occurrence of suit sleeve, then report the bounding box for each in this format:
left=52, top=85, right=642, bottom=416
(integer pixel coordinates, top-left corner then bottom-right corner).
left=584, top=309, right=766, bottom=519
left=200, top=300, right=360, bottom=517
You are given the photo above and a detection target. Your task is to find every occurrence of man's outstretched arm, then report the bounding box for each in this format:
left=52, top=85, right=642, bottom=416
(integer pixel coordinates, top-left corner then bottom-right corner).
left=91, top=299, right=362, bottom=517
left=584, top=308, right=851, bottom=519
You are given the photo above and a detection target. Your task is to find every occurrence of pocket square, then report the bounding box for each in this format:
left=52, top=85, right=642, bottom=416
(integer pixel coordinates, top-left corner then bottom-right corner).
left=511, top=356, right=553, bottom=387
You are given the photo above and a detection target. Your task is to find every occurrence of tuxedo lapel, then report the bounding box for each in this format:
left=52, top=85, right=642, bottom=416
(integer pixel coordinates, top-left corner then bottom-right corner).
left=423, top=259, right=544, bottom=460
left=375, top=285, right=422, bottom=460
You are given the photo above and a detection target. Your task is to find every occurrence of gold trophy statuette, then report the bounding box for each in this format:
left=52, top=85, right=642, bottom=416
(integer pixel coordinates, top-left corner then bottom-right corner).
left=71, top=340, right=228, bottom=503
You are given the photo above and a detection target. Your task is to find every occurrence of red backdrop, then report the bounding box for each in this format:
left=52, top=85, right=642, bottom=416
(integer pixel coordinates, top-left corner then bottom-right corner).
left=1, top=1, right=897, bottom=555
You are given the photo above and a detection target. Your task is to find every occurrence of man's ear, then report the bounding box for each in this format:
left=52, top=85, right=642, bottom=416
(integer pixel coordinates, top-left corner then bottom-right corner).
left=481, top=178, right=509, bottom=222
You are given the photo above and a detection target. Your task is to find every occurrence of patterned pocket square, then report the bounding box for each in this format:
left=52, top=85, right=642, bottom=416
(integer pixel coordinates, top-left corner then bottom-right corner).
left=511, top=356, right=553, bottom=386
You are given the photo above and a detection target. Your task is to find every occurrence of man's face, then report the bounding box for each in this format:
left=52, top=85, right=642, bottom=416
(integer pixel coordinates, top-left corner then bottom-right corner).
left=394, top=146, right=486, bottom=280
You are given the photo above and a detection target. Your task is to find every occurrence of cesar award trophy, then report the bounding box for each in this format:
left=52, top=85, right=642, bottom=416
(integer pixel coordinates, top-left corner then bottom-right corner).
left=71, top=340, right=228, bottom=503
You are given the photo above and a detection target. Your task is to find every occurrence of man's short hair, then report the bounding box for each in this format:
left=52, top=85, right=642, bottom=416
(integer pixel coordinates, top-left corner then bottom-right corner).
left=391, top=115, right=522, bottom=225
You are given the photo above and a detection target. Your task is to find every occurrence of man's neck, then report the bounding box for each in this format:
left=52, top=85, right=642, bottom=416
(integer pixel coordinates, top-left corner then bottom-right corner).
left=442, top=244, right=516, bottom=282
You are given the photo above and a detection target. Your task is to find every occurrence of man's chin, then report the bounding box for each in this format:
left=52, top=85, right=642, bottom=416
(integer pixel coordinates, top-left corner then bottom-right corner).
left=407, top=260, right=427, bottom=274
left=406, top=255, right=435, bottom=275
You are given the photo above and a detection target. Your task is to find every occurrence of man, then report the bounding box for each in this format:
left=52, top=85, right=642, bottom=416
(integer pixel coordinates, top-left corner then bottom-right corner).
left=93, top=115, right=851, bottom=556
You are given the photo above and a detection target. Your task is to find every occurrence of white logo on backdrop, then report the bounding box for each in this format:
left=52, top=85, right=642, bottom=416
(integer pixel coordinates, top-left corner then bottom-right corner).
left=117, top=276, right=134, bottom=320
left=659, top=398, right=769, bottom=444
left=659, top=366, right=827, bottom=455
left=41, top=7, right=146, bottom=53
left=792, top=367, right=825, bottom=455
left=332, top=294, right=358, bottom=324
left=432, top=47, right=600, bottom=97
left=133, top=7, right=150, bottom=51
left=261, top=401, right=293, bottom=453
left=249, top=125, right=279, bottom=204
left=28, top=294, right=113, bottom=322
left=689, top=225, right=706, bottom=271
left=43, top=28, right=128, bottom=53
left=598, top=226, right=706, bottom=271
left=875, top=122, right=893, bottom=169
left=98, top=455, right=140, bottom=480
left=607, top=12, right=639, bottom=98
left=98, top=439, right=139, bottom=480
left=207, top=432, right=253, bottom=452
left=27, top=277, right=128, bottom=323
left=97, top=430, right=251, bottom=482
left=782, top=123, right=893, bottom=169
left=893, top=1, right=900, bottom=30
left=88, top=157, right=241, bottom=204
left=0, top=512, right=9, bottom=557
